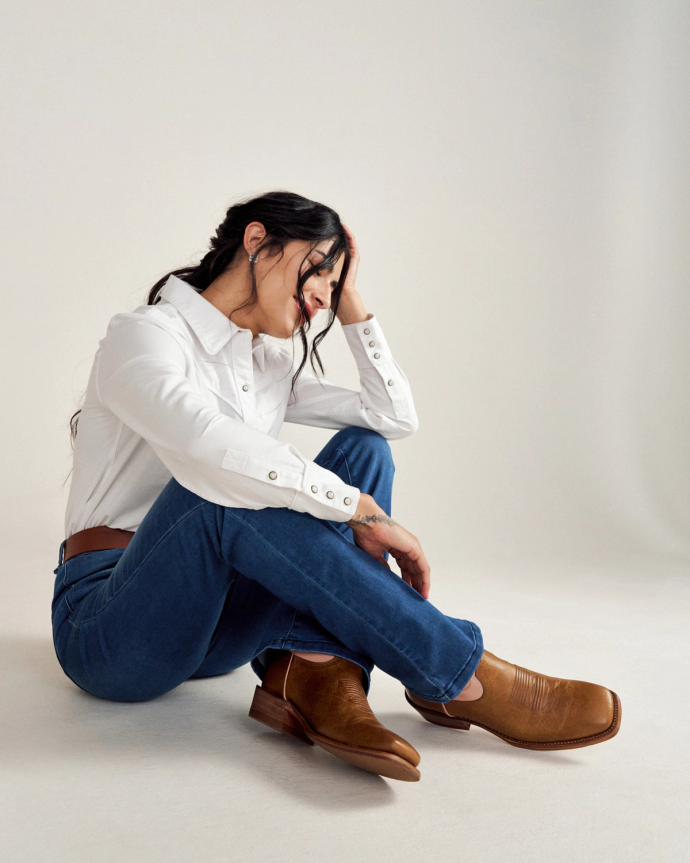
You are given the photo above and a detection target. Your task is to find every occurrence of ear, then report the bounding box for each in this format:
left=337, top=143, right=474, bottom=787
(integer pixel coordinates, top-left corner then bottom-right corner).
left=244, top=221, right=267, bottom=256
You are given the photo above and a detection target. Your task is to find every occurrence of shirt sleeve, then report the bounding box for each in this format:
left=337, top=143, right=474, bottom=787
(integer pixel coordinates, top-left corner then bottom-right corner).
left=95, top=313, right=361, bottom=522
left=284, top=314, right=419, bottom=437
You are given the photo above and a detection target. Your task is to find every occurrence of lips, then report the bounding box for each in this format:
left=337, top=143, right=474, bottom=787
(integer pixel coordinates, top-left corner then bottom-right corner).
left=293, top=296, right=313, bottom=322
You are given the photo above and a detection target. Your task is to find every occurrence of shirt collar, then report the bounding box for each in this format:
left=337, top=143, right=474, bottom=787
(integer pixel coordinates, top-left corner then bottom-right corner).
left=159, top=275, right=266, bottom=371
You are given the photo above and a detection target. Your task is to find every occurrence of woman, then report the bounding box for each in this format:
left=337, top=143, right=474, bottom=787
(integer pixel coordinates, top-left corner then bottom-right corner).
left=53, top=191, right=621, bottom=783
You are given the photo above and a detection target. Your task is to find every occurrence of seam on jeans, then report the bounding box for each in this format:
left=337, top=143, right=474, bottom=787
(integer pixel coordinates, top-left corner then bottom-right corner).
left=254, top=639, right=372, bottom=666
left=259, top=638, right=365, bottom=654
left=62, top=558, right=71, bottom=588
left=75, top=501, right=210, bottom=626
left=281, top=610, right=298, bottom=648
left=333, top=448, right=354, bottom=486
left=250, top=640, right=372, bottom=678
left=430, top=621, right=479, bottom=701
left=414, top=621, right=482, bottom=702
left=264, top=640, right=371, bottom=668
left=223, top=509, right=444, bottom=693
left=279, top=639, right=351, bottom=649
left=96, top=616, right=112, bottom=666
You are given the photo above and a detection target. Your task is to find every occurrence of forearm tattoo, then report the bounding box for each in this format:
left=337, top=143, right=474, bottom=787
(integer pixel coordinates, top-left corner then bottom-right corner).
left=346, top=513, right=397, bottom=528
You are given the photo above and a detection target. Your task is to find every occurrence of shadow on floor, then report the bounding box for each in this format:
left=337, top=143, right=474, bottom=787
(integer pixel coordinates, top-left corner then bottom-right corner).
left=374, top=711, right=582, bottom=765
left=0, top=634, right=397, bottom=809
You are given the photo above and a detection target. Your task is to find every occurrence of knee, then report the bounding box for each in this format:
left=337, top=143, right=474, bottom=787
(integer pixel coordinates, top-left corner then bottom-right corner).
left=330, top=427, right=394, bottom=469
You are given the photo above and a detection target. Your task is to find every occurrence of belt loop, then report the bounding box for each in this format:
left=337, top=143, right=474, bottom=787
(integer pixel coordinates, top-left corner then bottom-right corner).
left=58, top=540, right=66, bottom=567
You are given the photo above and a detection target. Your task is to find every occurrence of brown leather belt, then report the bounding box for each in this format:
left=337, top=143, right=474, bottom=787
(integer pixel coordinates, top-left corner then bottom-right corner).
left=63, top=526, right=135, bottom=563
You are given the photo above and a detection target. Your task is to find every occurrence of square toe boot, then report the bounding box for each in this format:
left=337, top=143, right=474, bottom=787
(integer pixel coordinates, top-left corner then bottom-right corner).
left=405, top=651, right=621, bottom=750
left=249, top=653, right=421, bottom=781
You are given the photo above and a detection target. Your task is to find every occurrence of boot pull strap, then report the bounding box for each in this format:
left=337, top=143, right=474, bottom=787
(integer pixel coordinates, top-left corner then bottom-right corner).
left=283, top=652, right=295, bottom=701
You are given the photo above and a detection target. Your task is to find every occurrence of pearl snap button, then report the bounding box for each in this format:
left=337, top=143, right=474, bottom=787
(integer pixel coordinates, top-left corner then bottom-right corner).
left=311, top=485, right=318, bottom=493
left=269, top=471, right=277, bottom=480
left=387, top=380, right=394, bottom=386
left=242, top=384, right=249, bottom=392
left=374, top=352, right=380, bottom=359
left=363, top=328, right=370, bottom=335
left=368, top=341, right=375, bottom=347
left=326, top=491, right=334, bottom=499
left=344, top=497, right=351, bottom=505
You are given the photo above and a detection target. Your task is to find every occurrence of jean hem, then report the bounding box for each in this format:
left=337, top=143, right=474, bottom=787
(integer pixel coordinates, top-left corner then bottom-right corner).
left=250, top=641, right=374, bottom=695
left=405, top=620, right=484, bottom=703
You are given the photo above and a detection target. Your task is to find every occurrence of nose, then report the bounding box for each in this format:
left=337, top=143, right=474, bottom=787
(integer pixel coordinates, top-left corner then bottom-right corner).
left=309, top=282, right=333, bottom=311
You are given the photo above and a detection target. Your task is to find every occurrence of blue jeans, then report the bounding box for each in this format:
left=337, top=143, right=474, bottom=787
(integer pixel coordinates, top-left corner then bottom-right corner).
left=52, top=427, right=483, bottom=703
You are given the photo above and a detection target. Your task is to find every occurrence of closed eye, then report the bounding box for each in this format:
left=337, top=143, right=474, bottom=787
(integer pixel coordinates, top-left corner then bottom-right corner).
left=310, top=252, right=338, bottom=289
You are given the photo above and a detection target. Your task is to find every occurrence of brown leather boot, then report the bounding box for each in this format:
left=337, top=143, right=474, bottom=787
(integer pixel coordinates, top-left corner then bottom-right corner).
left=405, top=650, right=621, bottom=750
left=249, top=653, right=421, bottom=781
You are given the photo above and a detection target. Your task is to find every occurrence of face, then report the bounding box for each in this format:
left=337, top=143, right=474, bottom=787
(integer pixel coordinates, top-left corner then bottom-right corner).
left=253, top=239, right=344, bottom=339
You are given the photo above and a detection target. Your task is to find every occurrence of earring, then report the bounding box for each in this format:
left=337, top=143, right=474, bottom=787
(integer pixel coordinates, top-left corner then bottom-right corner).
left=248, top=252, right=258, bottom=263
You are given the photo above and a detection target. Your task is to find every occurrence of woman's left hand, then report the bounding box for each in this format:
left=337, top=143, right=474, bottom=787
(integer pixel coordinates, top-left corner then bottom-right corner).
left=340, top=224, right=360, bottom=292
left=336, top=224, right=369, bottom=325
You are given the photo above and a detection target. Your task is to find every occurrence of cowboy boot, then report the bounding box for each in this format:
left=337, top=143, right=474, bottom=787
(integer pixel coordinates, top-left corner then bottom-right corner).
left=249, top=653, right=421, bottom=781
left=405, top=650, right=621, bottom=750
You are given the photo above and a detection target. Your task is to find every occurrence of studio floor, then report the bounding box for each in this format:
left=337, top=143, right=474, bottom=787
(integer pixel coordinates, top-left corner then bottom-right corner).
left=1, top=553, right=687, bottom=863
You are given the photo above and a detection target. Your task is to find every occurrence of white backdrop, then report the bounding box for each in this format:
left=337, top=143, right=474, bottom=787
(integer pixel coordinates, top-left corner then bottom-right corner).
left=1, top=0, right=689, bottom=568
left=2, top=5, right=690, bottom=862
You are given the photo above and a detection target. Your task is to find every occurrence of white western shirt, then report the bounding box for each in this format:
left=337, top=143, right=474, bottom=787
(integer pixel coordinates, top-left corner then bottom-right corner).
left=64, top=275, right=418, bottom=538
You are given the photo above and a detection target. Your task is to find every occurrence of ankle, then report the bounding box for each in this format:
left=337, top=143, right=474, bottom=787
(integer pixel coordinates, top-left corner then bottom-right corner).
left=292, top=651, right=335, bottom=663
left=452, top=673, right=483, bottom=702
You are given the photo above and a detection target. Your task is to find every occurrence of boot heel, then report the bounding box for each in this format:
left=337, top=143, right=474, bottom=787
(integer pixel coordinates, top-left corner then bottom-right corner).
left=248, top=686, right=314, bottom=745
left=420, top=711, right=471, bottom=730
left=405, top=691, right=471, bottom=730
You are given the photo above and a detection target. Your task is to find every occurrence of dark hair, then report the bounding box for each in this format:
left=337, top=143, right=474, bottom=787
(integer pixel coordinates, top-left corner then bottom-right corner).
left=70, top=190, right=350, bottom=440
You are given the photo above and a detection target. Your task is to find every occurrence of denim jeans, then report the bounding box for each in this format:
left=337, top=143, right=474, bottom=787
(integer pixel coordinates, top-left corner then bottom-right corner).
left=52, top=427, right=483, bottom=703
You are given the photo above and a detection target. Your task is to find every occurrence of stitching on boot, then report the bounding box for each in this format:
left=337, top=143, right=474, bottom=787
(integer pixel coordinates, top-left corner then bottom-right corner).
left=509, top=665, right=550, bottom=712
left=338, top=676, right=373, bottom=718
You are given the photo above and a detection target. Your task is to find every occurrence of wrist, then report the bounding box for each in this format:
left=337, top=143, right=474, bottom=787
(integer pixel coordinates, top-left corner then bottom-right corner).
left=336, top=290, right=369, bottom=326
left=347, top=493, right=386, bottom=529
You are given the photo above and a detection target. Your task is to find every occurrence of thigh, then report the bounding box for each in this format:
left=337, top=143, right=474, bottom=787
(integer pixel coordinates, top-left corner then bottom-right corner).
left=52, top=479, right=355, bottom=702
left=188, top=572, right=296, bottom=679
left=53, top=480, right=240, bottom=701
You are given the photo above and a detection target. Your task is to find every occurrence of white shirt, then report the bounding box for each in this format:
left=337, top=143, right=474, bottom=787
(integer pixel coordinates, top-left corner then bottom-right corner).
left=65, top=275, right=418, bottom=538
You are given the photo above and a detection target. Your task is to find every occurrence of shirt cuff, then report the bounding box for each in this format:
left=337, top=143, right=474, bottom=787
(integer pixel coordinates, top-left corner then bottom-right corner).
left=341, top=314, right=392, bottom=369
left=340, top=314, right=410, bottom=420
left=290, top=461, right=361, bottom=522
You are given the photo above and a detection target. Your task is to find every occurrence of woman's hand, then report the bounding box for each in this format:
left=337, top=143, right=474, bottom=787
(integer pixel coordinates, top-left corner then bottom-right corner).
left=336, top=224, right=369, bottom=326
left=347, top=494, right=431, bottom=599
left=340, top=223, right=360, bottom=293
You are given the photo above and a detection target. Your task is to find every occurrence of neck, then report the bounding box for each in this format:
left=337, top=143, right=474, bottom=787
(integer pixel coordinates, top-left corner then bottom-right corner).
left=201, top=263, right=261, bottom=336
